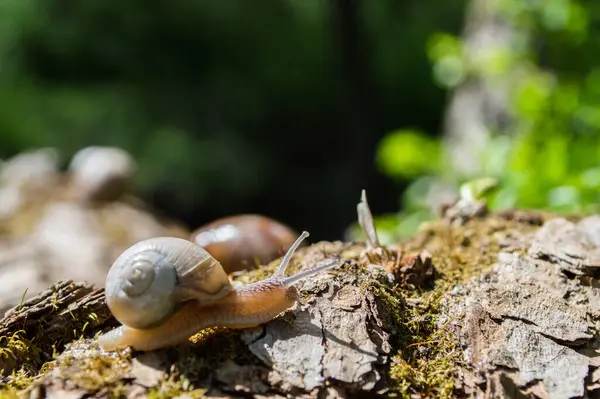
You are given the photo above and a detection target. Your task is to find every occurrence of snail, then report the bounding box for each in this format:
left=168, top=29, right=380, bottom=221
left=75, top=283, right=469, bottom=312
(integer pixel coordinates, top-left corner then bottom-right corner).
left=98, top=231, right=340, bottom=352
left=190, top=214, right=301, bottom=273
left=68, top=146, right=136, bottom=203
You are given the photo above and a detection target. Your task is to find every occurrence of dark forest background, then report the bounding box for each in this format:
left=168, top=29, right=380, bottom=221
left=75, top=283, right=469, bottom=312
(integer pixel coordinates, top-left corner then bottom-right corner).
left=3, top=0, right=599, bottom=242
left=0, top=1, right=466, bottom=240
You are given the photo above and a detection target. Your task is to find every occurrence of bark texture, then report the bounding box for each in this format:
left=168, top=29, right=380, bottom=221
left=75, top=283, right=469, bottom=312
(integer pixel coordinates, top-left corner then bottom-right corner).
left=2, top=203, right=600, bottom=398
left=1, top=242, right=403, bottom=398
left=446, top=216, right=600, bottom=398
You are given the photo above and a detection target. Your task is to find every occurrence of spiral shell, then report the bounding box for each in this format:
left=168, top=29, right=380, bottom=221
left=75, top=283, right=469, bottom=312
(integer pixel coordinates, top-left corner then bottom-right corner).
left=104, top=237, right=232, bottom=329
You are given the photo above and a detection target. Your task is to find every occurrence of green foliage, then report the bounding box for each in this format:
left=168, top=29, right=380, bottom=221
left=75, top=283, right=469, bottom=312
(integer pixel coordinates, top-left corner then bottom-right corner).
left=375, top=0, right=600, bottom=241
left=377, top=130, right=441, bottom=179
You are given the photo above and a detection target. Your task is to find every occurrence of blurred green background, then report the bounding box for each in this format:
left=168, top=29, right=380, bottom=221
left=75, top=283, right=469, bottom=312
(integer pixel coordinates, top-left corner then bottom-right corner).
left=1, top=0, right=599, bottom=242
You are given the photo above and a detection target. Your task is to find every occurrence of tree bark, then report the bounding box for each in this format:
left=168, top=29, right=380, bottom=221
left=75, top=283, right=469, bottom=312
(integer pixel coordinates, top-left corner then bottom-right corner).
left=2, top=202, right=600, bottom=398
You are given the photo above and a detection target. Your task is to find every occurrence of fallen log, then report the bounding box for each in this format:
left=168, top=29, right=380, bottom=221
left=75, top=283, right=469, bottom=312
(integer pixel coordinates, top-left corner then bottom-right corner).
left=1, top=199, right=598, bottom=398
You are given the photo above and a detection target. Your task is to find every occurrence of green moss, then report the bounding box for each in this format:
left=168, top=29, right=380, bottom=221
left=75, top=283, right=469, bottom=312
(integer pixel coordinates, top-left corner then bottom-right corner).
left=0, top=288, right=116, bottom=397
left=147, top=331, right=253, bottom=398
left=147, top=373, right=206, bottom=399
left=390, top=285, right=461, bottom=398
left=0, top=330, right=40, bottom=371
left=362, top=265, right=462, bottom=399
left=0, top=368, right=38, bottom=398
left=57, top=342, right=131, bottom=391
left=0, top=338, right=132, bottom=398
left=232, top=261, right=278, bottom=285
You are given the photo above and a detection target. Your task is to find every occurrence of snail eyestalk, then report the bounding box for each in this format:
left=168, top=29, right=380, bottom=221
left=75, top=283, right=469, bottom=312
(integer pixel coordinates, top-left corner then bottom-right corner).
left=357, top=189, right=380, bottom=249
left=282, top=257, right=340, bottom=287
left=275, top=230, right=309, bottom=277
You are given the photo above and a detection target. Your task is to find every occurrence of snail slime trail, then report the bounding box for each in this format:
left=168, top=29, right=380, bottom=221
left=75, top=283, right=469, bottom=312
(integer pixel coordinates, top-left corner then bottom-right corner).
left=99, top=231, right=341, bottom=351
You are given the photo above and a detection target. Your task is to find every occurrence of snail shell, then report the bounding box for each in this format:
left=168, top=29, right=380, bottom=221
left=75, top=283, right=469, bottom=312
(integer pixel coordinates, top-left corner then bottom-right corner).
left=104, top=237, right=232, bottom=330
left=68, top=146, right=136, bottom=202
left=190, top=214, right=300, bottom=273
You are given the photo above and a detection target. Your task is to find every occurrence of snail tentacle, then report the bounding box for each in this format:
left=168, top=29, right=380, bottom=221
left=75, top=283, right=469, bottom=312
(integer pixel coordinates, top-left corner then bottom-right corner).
left=281, top=257, right=341, bottom=287
left=274, top=230, right=309, bottom=277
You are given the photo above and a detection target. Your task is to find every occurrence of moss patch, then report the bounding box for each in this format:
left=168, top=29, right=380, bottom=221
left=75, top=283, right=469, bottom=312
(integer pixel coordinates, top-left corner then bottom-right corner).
left=406, top=211, right=547, bottom=279
left=382, top=281, right=461, bottom=398
left=50, top=339, right=131, bottom=394
left=0, top=331, right=43, bottom=398
left=0, top=282, right=115, bottom=397
left=378, top=210, right=550, bottom=398
left=146, top=374, right=206, bottom=399
left=0, top=330, right=42, bottom=377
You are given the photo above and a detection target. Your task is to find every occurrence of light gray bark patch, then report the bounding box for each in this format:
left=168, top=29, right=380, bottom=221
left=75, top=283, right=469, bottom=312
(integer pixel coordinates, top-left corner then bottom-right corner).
left=242, top=266, right=393, bottom=395
left=244, top=307, right=326, bottom=391
left=474, top=283, right=594, bottom=343
left=447, top=215, right=600, bottom=399
left=529, top=217, right=600, bottom=276
left=459, top=308, right=590, bottom=399
left=130, top=352, right=168, bottom=388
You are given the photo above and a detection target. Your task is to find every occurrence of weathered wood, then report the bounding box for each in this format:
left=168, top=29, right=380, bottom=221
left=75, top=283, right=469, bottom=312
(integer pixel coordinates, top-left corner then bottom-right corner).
left=4, top=202, right=600, bottom=398
left=241, top=263, right=394, bottom=396
left=1, top=241, right=404, bottom=398
left=444, top=216, right=600, bottom=399
left=0, top=280, right=116, bottom=378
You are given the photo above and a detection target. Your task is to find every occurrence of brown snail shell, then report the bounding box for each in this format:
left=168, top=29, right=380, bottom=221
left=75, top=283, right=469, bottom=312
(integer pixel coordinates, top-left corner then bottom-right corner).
left=190, top=214, right=301, bottom=273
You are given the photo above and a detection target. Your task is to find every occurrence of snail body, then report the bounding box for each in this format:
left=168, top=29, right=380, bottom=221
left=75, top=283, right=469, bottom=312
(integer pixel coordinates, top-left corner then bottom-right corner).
left=99, top=278, right=297, bottom=352
left=99, top=231, right=339, bottom=352
left=190, top=214, right=300, bottom=273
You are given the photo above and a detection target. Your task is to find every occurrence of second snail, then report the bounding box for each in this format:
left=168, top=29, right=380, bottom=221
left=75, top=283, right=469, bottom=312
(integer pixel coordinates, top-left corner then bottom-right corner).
left=189, top=214, right=302, bottom=273
left=99, top=223, right=340, bottom=352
